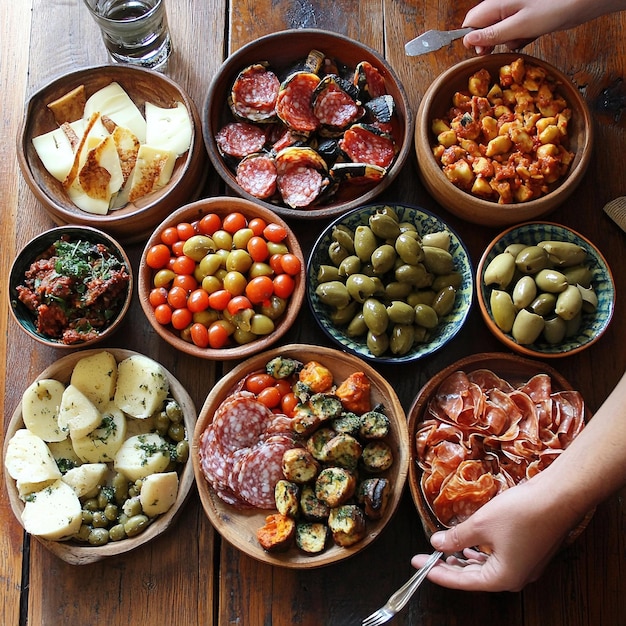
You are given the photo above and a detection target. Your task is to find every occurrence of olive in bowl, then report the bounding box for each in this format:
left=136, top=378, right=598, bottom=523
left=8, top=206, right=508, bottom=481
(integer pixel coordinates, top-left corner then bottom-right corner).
left=415, top=53, right=593, bottom=227
left=8, top=225, right=132, bottom=349
left=476, top=221, right=615, bottom=358
left=307, top=203, right=473, bottom=363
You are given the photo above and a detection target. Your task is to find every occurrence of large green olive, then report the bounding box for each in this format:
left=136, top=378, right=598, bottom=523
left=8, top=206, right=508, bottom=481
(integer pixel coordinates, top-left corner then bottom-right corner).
left=331, top=300, right=359, bottom=325
left=88, top=528, right=110, bottom=546
left=578, top=284, right=598, bottom=312
left=250, top=314, right=275, bottom=335
left=538, top=240, right=587, bottom=267
left=259, top=295, right=287, bottom=320
left=490, top=290, right=516, bottom=333
left=563, top=264, right=593, bottom=288
left=371, top=244, right=397, bottom=274
left=515, top=245, right=550, bottom=274
left=414, top=303, right=439, bottom=329
left=331, top=225, right=355, bottom=253
left=390, top=324, right=415, bottom=355
left=367, top=331, right=389, bottom=357
left=421, top=231, right=450, bottom=250
left=512, top=275, right=537, bottom=309
left=354, top=226, right=378, bottom=262
left=394, top=233, right=423, bottom=265
left=534, top=268, right=568, bottom=293
left=529, top=292, right=557, bottom=316
left=317, top=265, right=341, bottom=283
left=338, top=255, right=362, bottom=277
left=432, top=271, right=462, bottom=292
left=432, top=286, right=456, bottom=317
left=347, top=311, right=368, bottom=337
left=511, top=309, right=545, bottom=344
left=124, top=514, right=150, bottom=537
left=422, top=246, right=454, bottom=275
left=362, top=298, right=389, bottom=335
left=483, top=252, right=516, bottom=289
left=316, top=281, right=351, bottom=308
left=385, top=281, right=412, bottom=300
left=182, top=235, right=215, bottom=261
left=555, top=284, right=583, bottom=320
left=395, top=263, right=432, bottom=287
left=407, top=290, right=436, bottom=306
left=543, top=316, right=567, bottom=344
left=369, top=212, right=401, bottom=239
left=387, top=301, right=415, bottom=325
left=346, top=274, right=378, bottom=303
left=328, top=240, right=350, bottom=265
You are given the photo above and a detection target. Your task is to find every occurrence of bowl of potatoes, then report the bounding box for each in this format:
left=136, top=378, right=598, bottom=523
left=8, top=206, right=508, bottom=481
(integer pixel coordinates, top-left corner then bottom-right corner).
left=3, top=349, right=196, bottom=564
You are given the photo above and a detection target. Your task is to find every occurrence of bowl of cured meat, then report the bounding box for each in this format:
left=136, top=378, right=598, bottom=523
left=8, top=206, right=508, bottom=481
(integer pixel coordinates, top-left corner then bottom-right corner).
left=17, top=64, right=207, bottom=243
left=415, top=53, right=593, bottom=227
left=477, top=221, right=615, bottom=358
left=8, top=225, right=132, bottom=348
left=407, top=352, right=591, bottom=541
left=203, top=29, right=413, bottom=220
left=192, top=343, right=409, bottom=568
left=3, top=348, right=196, bottom=565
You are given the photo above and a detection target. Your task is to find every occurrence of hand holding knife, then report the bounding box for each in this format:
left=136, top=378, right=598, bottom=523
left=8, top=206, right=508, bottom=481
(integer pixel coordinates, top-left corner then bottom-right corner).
left=405, top=27, right=474, bottom=56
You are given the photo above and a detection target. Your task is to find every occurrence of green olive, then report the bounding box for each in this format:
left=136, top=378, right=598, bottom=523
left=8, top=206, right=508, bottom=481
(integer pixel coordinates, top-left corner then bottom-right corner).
left=384, top=281, right=412, bottom=300
left=538, top=240, right=587, bottom=267
left=432, top=271, right=462, bottom=292
left=123, top=496, right=142, bottom=518
left=166, top=400, right=183, bottom=423
left=422, top=246, right=454, bottom=275
left=578, top=284, right=598, bottom=312
left=414, top=303, right=439, bottom=329
left=398, top=221, right=419, bottom=236
left=250, top=314, right=275, bottom=335
left=104, top=503, right=119, bottom=522
left=212, top=229, right=233, bottom=250
left=315, top=281, right=351, bottom=308
left=503, top=243, right=527, bottom=257
left=515, top=245, right=551, bottom=274
left=84, top=498, right=100, bottom=512
left=124, top=514, right=150, bottom=537
left=176, top=440, right=190, bottom=463
left=346, top=274, right=377, bottom=303
left=387, top=301, right=415, bottom=325
left=233, top=328, right=258, bottom=345
left=529, top=292, right=557, bottom=316
left=109, top=523, right=126, bottom=542
left=490, top=289, right=516, bottom=333
left=362, top=298, right=389, bottom=335
left=226, top=249, right=253, bottom=273
left=369, top=212, right=401, bottom=239
left=168, top=422, right=186, bottom=442
left=197, top=253, right=222, bottom=278
left=432, top=286, right=456, bottom=317
left=317, top=264, right=341, bottom=283
left=511, top=309, right=545, bottom=344
left=512, top=275, right=537, bottom=309
left=153, top=268, right=176, bottom=288
left=267, top=242, right=289, bottom=256
left=347, top=311, right=368, bottom=337
left=395, top=263, right=432, bottom=288
left=182, top=234, right=215, bottom=261
left=331, top=300, right=359, bottom=325
left=390, top=324, right=415, bottom=355
left=232, top=227, right=254, bottom=249
left=75, top=524, right=91, bottom=542
left=81, top=510, right=93, bottom=524
left=367, top=330, right=390, bottom=357
left=354, top=225, right=378, bottom=262
left=534, top=268, right=568, bottom=293
left=421, top=231, right=450, bottom=250
left=555, top=284, right=583, bottom=320
left=259, top=295, right=287, bottom=320
left=338, top=254, right=362, bottom=277
left=394, top=233, right=423, bottom=265
left=88, top=527, right=110, bottom=546
left=331, top=225, right=355, bottom=253
left=112, top=473, right=129, bottom=504
left=565, top=311, right=583, bottom=337
left=328, top=240, right=350, bottom=265
left=543, top=316, right=567, bottom=344
left=407, top=290, right=436, bottom=306
left=563, top=264, right=593, bottom=288
left=248, top=262, right=273, bottom=278
left=483, top=252, right=516, bottom=289
left=371, top=244, right=397, bottom=274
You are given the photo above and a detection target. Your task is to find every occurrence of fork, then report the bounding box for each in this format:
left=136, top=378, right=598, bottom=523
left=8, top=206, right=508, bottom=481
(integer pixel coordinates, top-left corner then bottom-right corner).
left=361, top=551, right=444, bottom=626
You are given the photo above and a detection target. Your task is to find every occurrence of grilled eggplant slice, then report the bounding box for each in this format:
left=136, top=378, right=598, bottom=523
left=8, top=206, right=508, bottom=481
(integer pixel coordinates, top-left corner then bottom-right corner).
left=328, top=504, right=367, bottom=547
left=275, top=479, right=300, bottom=517
left=315, top=467, right=356, bottom=507
left=361, top=440, right=394, bottom=472
left=296, top=521, right=330, bottom=554
left=282, top=448, right=320, bottom=484
left=357, top=477, right=391, bottom=520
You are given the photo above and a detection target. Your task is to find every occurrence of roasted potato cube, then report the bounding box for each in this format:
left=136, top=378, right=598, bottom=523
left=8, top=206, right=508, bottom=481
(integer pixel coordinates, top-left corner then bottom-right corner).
left=291, top=404, right=322, bottom=436
left=331, top=412, right=362, bottom=437
left=359, top=410, right=390, bottom=439
left=315, top=467, right=356, bottom=507
left=275, top=479, right=300, bottom=517
left=282, top=448, right=320, bottom=484
left=300, top=484, right=330, bottom=521
left=256, top=513, right=296, bottom=552
left=357, top=478, right=391, bottom=520
left=306, top=427, right=336, bottom=461
left=295, top=522, right=329, bottom=554
left=361, top=441, right=394, bottom=472
left=335, top=372, right=371, bottom=414
left=265, top=356, right=302, bottom=379
left=328, top=505, right=367, bottom=547
left=321, top=433, right=362, bottom=470
left=299, top=361, right=334, bottom=393
left=309, top=393, right=343, bottom=421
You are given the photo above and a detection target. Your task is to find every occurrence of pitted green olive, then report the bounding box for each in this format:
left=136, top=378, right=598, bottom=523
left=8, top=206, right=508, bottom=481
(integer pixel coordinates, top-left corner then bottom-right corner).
left=414, top=303, right=439, bottom=329
left=385, top=281, right=412, bottom=300
left=395, top=233, right=423, bottom=265
left=515, top=246, right=551, bottom=274
left=338, top=254, right=362, bottom=277
left=511, top=309, right=545, bottom=344
left=565, top=311, right=582, bottom=337
left=354, top=225, right=378, bottom=262
left=331, top=225, right=355, bottom=253
left=260, top=295, right=287, bottom=320
left=421, top=231, right=450, bottom=250
left=347, top=311, right=368, bottom=337
left=534, top=268, right=568, bottom=293
left=413, top=326, right=429, bottom=343
left=362, top=298, right=389, bottom=335
left=369, top=213, right=401, bottom=239
left=538, top=240, right=587, bottom=267
left=529, top=292, right=557, bottom=316
left=315, top=281, right=351, bottom=308
left=317, top=264, right=341, bottom=283
left=563, top=264, right=593, bottom=288
left=250, top=314, right=275, bottom=335
left=555, top=284, right=583, bottom=320
left=578, top=284, right=598, bottom=312
left=371, top=244, right=397, bottom=274
left=490, top=289, right=516, bottom=333
left=407, top=290, right=436, bottom=306
left=367, top=330, right=389, bottom=357
left=377, top=205, right=399, bottom=221
left=331, top=301, right=359, bottom=326
left=395, top=263, right=432, bottom=287
left=432, top=271, right=462, bottom=292
left=390, top=324, right=415, bottom=355
left=543, top=316, right=567, bottom=344
left=346, top=274, right=378, bottom=303
left=503, top=243, right=527, bottom=257
left=183, top=235, right=215, bottom=261
left=398, top=222, right=419, bottom=236
left=512, top=275, right=537, bottom=309
left=328, top=240, right=350, bottom=265
left=422, top=246, right=454, bottom=275
left=432, top=286, right=456, bottom=317
left=483, top=252, right=516, bottom=289
left=386, top=300, right=415, bottom=325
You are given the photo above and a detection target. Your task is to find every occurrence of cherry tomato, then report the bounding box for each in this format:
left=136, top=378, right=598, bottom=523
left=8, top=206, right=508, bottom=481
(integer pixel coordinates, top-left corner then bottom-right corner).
left=172, top=274, right=198, bottom=293
left=187, top=288, right=210, bottom=313
left=154, top=303, right=173, bottom=325
left=171, top=307, right=193, bottom=330
left=197, top=213, right=222, bottom=235
left=146, top=244, right=171, bottom=269
left=149, top=287, right=168, bottom=307
left=247, top=217, right=267, bottom=236
left=280, top=253, right=302, bottom=276
left=257, top=385, right=282, bottom=409
left=274, top=379, right=292, bottom=397
left=222, top=212, right=247, bottom=234
left=176, top=222, right=196, bottom=241
left=167, top=285, right=188, bottom=309
left=160, top=227, right=180, bottom=247
left=245, top=275, right=274, bottom=304
left=227, top=295, right=253, bottom=316
left=171, top=239, right=186, bottom=256
left=247, top=236, right=269, bottom=263
left=208, top=289, right=232, bottom=311
left=208, top=321, right=230, bottom=348
left=273, top=273, right=295, bottom=299
left=190, top=322, right=210, bottom=348
left=268, top=253, right=284, bottom=275
left=244, top=373, right=276, bottom=394
left=172, top=255, right=197, bottom=275
left=263, top=223, right=287, bottom=243
left=280, top=392, right=299, bottom=418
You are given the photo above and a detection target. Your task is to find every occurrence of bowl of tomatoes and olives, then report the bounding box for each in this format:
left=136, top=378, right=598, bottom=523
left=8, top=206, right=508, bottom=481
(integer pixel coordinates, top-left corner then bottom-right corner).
left=8, top=225, right=132, bottom=348
left=139, top=196, right=305, bottom=359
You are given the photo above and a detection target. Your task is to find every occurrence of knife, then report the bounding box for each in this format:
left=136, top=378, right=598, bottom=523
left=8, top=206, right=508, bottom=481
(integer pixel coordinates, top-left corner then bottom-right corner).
left=405, top=27, right=474, bottom=56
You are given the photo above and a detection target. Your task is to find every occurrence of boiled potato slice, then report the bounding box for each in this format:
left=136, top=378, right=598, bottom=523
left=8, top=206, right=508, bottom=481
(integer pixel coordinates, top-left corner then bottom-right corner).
left=5, top=429, right=61, bottom=484
left=125, top=414, right=157, bottom=438
left=114, top=355, right=169, bottom=419
left=58, top=384, right=102, bottom=440
left=71, top=403, right=127, bottom=463
left=70, top=350, right=118, bottom=409
left=48, top=437, right=82, bottom=467
left=61, top=463, right=108, bottom=498
left=140, top=471, right=179, bottom=517
left=114, top=433, right=171, bottom=481
left=21, top=378, right=67, bottom=442
left=21, top=479, right=82, bottom=540
left=17, top=478, right=58, bottom=499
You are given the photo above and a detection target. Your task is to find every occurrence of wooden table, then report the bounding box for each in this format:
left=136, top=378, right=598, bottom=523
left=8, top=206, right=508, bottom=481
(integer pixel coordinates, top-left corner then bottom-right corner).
left=2, top=1, right=625, bottom=624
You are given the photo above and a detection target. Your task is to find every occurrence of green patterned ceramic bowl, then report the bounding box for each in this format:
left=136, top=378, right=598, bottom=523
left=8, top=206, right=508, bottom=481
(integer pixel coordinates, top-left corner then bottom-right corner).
left=307, top=203, right=473, bottom=363
left=476, top=222, right=615, bottom=358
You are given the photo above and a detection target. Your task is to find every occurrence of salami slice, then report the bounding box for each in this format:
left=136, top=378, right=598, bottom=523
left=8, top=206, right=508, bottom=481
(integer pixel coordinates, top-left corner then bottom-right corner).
left=278, top=165, right=325, bottom=208
left=275, top=72, right=321, bottom=133
left=339, top=124, right=396, bottom=168
left=353, top=61, right=387, bottom=100
left=230, top=63, right=280, bottom=122
left=236, top=153, right=278, bottom=199
left=313, top=78, right=362, bottom=129
left=215, top=122, right=267, bottom=159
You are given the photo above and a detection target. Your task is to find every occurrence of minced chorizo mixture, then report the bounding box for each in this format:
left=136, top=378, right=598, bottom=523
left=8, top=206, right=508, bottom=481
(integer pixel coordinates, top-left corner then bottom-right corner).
left=16, top=236, right=130, bottom=344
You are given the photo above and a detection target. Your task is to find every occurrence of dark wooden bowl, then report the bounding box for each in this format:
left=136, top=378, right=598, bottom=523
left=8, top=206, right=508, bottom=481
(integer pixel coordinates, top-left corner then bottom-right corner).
left=17, top=64, right=207, bottom=244
left=415, top=53, right=593, bottom=227
left=203, top=29, right=413, bottom=220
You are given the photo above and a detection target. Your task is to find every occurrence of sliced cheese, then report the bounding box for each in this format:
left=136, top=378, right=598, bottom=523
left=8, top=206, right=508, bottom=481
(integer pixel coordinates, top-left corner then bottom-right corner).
left=21, top=378, right=67, bottom=442
left=114, top=354, right=169, bottom=419
left=5, top=429, right=62, bottom=484
left=72, top=403, right=127, bottom=463
left=145, top=101, right=192, bottom=156
left=31, top=119, right=85, bottom=182
left=140, top=471, right=179, bottom=517
left=112, top=125, right=140, bottom=184
left=21, top=479, right=82, bottom=540
left=58, top=384, right=102, bottom=440
left=127, top=144, right=177, bottom=203
left=83, top=82, right=146, bottom=143
left=47, top=84, right=87, bottom=125
left=61, top=462, right=108, bottom=498
left=70, top=350, right=118, bottom=409
left=114, top=433, right=172, bottom=481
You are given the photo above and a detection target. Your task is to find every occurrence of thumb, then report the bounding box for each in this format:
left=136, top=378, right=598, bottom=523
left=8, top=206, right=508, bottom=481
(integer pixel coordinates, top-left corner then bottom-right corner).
left=430, top=522, right=475, bottom=554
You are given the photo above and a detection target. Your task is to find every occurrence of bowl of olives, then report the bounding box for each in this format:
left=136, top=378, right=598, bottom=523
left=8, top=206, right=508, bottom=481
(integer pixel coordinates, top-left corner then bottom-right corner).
left=477, top=221, right=615, bottom=357
left=306, top=203, right=473, bottom=363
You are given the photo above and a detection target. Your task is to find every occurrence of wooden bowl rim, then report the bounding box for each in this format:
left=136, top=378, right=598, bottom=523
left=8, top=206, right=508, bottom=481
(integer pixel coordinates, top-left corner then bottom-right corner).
left=3, top=348, right=197, bottom=565
left=138, top=196, right=306, bottom=360
left=191, top=343, right=409, bottom=569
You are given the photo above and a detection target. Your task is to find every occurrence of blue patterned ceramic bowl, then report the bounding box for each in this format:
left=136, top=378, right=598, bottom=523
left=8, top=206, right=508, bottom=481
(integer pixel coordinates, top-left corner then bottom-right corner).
left=477, top=222, right=615, bottom=357
left=307, top=203, right=474, bottom=363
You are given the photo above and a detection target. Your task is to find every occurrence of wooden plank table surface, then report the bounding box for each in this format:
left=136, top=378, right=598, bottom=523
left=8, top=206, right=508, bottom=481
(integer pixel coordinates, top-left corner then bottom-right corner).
left=2, top=1, right=625, bottom=624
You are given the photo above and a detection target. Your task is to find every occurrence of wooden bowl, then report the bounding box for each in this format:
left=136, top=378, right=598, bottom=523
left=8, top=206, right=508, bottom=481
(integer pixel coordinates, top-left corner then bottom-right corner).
left=17, top=64, right=207, bottom=244
left=192, top=344, right=409, bottom=568
left=407, top=352, right=592, bottom=543
left=138, top=196, right=305, bottom=360
left=203, top=29, right=413, bottom=220
left=415, top=53, right=593, bottom=227
left=3, top=349, right=197, bottom=565
left=8, top=225, right=132, bottom=349
left=476, top=221, right=615, bottom=358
